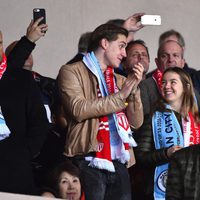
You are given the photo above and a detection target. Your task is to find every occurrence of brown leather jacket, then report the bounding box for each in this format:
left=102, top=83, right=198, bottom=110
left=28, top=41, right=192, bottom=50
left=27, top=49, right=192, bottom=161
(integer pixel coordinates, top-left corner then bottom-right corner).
left=57, top=61, right=143, bottom=158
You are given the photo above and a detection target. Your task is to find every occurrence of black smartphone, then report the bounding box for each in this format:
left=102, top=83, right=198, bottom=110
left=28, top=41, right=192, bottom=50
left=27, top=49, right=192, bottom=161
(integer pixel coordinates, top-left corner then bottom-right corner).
left=33, top=8, right=46, bottom=25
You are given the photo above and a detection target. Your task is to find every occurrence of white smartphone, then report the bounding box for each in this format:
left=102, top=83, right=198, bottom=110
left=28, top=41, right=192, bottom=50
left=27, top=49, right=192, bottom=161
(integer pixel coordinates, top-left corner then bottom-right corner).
left=141, top=15, right=161, bottom=25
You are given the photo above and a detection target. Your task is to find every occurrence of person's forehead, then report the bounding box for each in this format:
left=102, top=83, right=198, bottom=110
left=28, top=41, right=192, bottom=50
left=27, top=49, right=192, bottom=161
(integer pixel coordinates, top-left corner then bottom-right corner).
left=164, top=35, right=178, bottom=42
left=161, top=41, right=182, bottom=52
left=116, top=34, right=127, bottom=41
left=163, top=72, right=180, bottom=80
left=60, top=171, right=77, bottom=179
left=128, top=43, right=147, bottom=52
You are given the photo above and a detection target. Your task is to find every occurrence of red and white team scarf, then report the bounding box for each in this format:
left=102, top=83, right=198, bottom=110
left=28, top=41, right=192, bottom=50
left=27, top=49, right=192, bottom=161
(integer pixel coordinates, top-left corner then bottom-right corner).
left=152, top=69, right=163, bottom=92
left=0, top=53, right=7, bottom=79
left=182, top=112, right=200, bottom=146
left=83, top=52, right=136, bottom=172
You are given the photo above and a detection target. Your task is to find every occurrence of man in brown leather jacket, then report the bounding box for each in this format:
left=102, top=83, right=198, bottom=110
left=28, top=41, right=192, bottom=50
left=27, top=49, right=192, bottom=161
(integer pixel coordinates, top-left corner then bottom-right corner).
left=58, top=21, right=144, bottom=200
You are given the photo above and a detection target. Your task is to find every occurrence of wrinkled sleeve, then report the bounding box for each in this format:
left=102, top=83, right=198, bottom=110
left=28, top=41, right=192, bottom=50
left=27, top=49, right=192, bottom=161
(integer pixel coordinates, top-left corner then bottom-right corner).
left=166, top=153, right=183, bottom=200
left=126, top=89, right=143, bottom=130
left=7, top=36, right=35, bottom=70
left=57, top=65, right=127, bottom=122
left=26, top=74, right=50, bottom=157
left=139, top=81, right=151, bottom=115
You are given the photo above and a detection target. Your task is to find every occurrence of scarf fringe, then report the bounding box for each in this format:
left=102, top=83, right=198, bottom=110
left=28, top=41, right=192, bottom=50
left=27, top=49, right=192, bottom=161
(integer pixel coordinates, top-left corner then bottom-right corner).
left=118, top=149, right=130, bottom=164
left=88, top=158, right=115, bottom=172
left=120, top=132, right=137, bottom=147
left=88, top=149, right=130, bottom=172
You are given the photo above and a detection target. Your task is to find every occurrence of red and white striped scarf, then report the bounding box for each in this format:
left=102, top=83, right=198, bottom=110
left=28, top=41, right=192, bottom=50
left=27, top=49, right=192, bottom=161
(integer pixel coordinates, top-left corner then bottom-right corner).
left=182, top=112, right=200, bottom=146
left=88, top=66, right=135, bottom=172
left=0, top=53, right=7, bottom=79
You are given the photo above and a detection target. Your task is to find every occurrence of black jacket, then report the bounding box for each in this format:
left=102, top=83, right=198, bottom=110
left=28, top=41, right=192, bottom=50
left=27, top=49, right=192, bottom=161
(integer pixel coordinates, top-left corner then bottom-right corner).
left=0, top=36, right=49, bottom=195
left=166, top=144, right=200, bottom=200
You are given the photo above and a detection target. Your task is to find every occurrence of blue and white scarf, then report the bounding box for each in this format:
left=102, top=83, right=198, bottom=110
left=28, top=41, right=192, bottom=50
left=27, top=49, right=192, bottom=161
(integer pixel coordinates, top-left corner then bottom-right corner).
left=0, top=106, right=11, bottom=141
left=152, top=105, right=184, bottom=200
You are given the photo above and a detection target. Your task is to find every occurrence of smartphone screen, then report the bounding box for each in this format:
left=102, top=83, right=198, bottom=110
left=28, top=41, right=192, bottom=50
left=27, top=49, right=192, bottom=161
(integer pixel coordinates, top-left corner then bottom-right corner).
left=141, top=15, right=161, bottom=26
left=33, top=8, right=46, bottom=25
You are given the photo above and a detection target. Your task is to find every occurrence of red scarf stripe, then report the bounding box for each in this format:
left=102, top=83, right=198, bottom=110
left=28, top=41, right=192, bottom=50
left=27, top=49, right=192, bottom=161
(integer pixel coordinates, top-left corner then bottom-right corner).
left=0, top=54, right=7, bottom=79
left=152, top=69, right=163, bottom=92
left=95, top=66, right=130, bottom=163
left=99, top=122, right=109, bottom=128
left=188, top=112, right=200, bottom=145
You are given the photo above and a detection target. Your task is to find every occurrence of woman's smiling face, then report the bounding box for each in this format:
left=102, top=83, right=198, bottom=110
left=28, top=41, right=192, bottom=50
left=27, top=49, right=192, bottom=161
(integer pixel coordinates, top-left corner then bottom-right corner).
left=58, top=171, right=81, bottom=200
left=161, top=71, right=184, bottom=105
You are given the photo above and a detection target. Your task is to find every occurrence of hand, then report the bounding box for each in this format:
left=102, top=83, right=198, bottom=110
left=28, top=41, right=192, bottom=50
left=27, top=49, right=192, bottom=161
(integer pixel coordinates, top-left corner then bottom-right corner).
left=128, top=62, right=144, bottom=94
left=26, top=17, right=48, bottom=43
left=123, top=12, right=145, bottom=32
left=119, top=63, right=144, bottom=99
left=120, top=74, right=137, bottom=100
left=167, top=145, right=182, bottom=158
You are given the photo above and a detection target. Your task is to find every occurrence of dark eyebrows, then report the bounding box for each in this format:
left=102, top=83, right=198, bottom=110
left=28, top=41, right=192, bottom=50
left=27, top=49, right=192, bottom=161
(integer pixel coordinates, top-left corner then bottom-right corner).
left=163, top=78, right=178, bottom=82
left=121, top=41, right=127, bottom=45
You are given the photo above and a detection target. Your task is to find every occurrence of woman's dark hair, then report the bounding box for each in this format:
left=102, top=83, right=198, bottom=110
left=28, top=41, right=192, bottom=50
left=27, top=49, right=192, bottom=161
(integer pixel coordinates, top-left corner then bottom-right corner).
left=88, top=23, right=128, bottom=52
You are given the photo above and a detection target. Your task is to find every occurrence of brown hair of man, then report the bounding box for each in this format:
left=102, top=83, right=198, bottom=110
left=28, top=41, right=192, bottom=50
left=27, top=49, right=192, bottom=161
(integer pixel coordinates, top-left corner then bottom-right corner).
left=88, top=23, right=128, bottom=52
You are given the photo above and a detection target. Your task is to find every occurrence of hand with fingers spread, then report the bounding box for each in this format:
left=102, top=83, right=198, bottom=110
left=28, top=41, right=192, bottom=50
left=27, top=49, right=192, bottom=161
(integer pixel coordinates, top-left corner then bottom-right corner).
left=123, top=12, right=145, bottom=33
left=26, top=17, right=48, bottom=43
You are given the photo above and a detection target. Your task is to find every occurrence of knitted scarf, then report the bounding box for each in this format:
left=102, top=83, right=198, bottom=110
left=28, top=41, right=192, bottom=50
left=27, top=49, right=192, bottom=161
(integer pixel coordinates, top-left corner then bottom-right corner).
left=152, top=105, right=184, bottom=200
left=80, top=192, right=85, bottom=200
left=0, top=53, right=7, bottom=79
left=83, top=52, right=137, bottom=172
left=152, top=104, right=200, bottom=199
left=152, top=69, right=163, bottom=92
left=0, top=54, right=11, bottom=140
left=182, top=112, right=200, bottom=146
